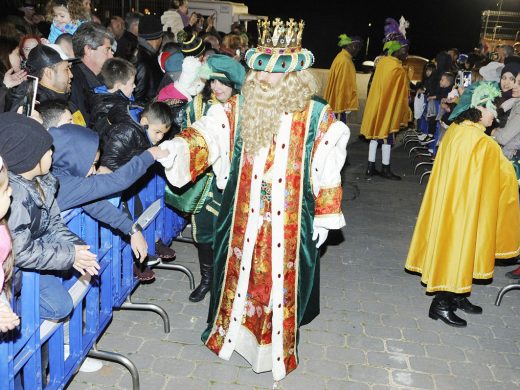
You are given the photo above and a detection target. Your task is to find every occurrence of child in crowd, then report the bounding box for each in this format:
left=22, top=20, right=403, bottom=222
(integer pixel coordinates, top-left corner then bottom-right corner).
left=421, top=72, right=455, bottom=144
left=38, top=100, right=74, bottom=129
left=90, top=57, right=136, bottom=134
left=50, top=122, right=169, bottom=281
left=100, top=101, right=175, bottom=271
left=0, top=112, right=99, bottom=321
left=46, top=0, right=88, bottom=43
left=0, top=156, right=20, bottom=333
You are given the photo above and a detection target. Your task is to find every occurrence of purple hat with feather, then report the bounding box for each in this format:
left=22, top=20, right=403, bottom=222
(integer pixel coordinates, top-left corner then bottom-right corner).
left=382, top=16, right=410, bottom=55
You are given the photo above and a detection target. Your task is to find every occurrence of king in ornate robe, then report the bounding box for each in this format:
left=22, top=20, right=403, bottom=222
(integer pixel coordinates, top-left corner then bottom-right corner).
left=159, top=94, right=350, bottom=380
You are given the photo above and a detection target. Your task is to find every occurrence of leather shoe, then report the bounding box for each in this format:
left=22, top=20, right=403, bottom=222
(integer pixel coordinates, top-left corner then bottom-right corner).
left=452, top=296, right=482, bottom=314
left=505, top=265, right=520, bottom=279
left=429, top=298, right=467, bottom=327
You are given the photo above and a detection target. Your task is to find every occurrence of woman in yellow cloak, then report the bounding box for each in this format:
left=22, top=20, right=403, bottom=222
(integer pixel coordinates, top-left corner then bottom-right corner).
left=405, top=81, right=520, bottom=327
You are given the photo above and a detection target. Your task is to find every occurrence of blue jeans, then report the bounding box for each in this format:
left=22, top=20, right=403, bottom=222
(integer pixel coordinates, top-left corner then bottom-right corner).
left=39, top=274, right=73, bottom=320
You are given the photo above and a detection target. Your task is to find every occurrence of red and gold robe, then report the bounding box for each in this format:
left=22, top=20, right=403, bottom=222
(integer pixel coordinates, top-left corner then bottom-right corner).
left=160, top=95, right=349, bottom=380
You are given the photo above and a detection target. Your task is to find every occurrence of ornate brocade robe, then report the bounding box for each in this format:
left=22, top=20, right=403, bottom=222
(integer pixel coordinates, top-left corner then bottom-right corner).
left=160, top=95, right=350, bottom=380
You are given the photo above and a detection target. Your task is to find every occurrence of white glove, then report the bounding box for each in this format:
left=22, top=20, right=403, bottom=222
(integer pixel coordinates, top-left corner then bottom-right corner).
left=157, top=141, right=177, bottom=169
left=312, top=226, right=329, bottom=248
left=175, top=56, right=202, bottom=98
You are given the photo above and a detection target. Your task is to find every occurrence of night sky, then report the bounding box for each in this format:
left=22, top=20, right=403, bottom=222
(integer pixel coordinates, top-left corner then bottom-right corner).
left=243, top=0, right=520, bottom=69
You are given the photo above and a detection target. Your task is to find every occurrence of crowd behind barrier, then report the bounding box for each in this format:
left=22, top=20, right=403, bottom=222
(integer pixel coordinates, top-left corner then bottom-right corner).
left=0, top=170, right=188, bottom=390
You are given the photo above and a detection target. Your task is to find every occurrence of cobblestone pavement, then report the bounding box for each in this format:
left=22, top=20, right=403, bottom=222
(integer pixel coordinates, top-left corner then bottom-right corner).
left=68, top=135, right=520, bottom=389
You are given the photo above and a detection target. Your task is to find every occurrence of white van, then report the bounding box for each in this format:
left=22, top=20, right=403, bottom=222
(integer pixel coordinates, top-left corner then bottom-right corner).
left=188, top=0, right=266, bottom=33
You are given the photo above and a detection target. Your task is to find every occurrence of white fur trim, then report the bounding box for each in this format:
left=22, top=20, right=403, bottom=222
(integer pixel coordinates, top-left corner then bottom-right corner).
left=160, top=138, right=192, bottom=187
left=311, top=120, right=350, bottom=197
left=219, top=146, right=269, bottom=360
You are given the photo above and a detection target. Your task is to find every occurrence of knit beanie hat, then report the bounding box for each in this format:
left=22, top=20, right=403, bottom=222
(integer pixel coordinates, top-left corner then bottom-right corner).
left=139, top=15, right=163, bottom=41
left=0, top=113, right=53, bottom=174
left=501, top=56, right=520, bottom=78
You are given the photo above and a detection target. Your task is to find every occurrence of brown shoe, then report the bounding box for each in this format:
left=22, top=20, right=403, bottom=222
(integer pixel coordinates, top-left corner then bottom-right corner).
left=155, top=239, right=176, bottom=260
left=133, top=263, right=155, bottom=283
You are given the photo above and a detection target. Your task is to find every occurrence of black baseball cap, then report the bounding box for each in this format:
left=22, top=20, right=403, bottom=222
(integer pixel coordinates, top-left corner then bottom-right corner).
left=25, top=44, right=75, bottom=75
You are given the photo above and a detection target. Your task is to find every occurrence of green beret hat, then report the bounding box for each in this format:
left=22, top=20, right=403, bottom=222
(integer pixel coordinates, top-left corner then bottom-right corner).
left=203, top=54, right=246, bottom=90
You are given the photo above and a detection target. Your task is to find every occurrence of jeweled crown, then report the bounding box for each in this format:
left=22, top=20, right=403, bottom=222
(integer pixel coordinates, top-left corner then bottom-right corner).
left=256, top=17, right=305, bottom=54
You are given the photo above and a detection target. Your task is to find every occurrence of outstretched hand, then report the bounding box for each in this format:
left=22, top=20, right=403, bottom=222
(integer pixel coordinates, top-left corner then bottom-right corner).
left=312, top=226, right=329, bottom=248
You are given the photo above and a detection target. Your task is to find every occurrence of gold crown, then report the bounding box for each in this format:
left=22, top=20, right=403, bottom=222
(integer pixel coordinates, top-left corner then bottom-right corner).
left=256, top=17, right=305, bottom=54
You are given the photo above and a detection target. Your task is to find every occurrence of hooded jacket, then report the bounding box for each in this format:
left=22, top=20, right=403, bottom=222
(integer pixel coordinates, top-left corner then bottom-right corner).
left=100, top=104, right=152, bottom=171
left=50, top=124, right=156, bottom=234
left=8, top=171, right=81, bottom=271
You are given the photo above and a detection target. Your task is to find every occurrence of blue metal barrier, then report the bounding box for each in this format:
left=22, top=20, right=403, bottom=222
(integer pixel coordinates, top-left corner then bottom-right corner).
left=0, top=171, right=191, bottom=389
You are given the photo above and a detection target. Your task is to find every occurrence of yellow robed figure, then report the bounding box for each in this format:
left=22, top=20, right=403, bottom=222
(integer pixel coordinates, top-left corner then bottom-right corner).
left=324, top=49, right=358, bottom=113
left=405, top=120, right=520, bottom=293
left=360, top=55, right=411, bottom=139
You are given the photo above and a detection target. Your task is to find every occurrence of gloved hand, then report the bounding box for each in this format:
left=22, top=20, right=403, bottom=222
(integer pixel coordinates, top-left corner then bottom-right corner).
left=157, top=141, right=177, bottom=169
left=175, top=56, right=202, bottom=98
left=312, top=226, right=329, bottom=248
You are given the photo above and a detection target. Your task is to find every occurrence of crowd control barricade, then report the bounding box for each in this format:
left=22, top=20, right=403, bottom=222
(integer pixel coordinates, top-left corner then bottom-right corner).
left=0, top=170, right=193, bottom=389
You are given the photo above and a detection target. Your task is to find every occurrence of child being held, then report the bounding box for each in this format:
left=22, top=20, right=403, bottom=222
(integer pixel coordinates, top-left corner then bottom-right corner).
left=46, top=0, right=88, bottom=44
left=0, top=156, right=20, bottom=333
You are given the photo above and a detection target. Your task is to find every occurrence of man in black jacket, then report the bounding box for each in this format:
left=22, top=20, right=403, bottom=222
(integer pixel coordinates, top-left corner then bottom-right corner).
left=71, top=22, right=115, bottom=126
left=134, top=15, right=164, bottom=104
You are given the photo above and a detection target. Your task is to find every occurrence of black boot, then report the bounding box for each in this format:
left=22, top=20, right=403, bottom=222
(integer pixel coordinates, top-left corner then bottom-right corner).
left=429, top=292, right=467, bottom=327
left=365, top=161, right=380, bottom=176
left=380, top=164, right=401, bottom=180
left=452, top=295, right=482, bottom=314
left=189, top=243, right=213, bottom=302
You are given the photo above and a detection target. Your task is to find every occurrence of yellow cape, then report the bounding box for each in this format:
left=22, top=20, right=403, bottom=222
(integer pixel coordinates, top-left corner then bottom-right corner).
left=360, top=56, right=411, bottom=139
left=405, top=121, right=520, bottom=293
left=324, top=50, right=358, bottom=113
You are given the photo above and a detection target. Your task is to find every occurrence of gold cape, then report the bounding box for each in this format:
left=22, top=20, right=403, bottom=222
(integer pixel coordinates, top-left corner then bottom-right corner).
left=360, top=56, right=411, bottom=139
left=405, top=121, right=520, bottom=293
left=324, top=50, right=358, bottom=113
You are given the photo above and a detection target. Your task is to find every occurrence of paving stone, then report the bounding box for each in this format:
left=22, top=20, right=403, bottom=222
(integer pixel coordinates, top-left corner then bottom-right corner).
left=490, top=366, right=520, bottom=382
left=464, top=349, right=509, bottom=366
left=305, top=330, right=346, bottom=346
left=236, top=367, right=276, bottom=388
left=327, top=380, right=369, bottom=390
left=381, top=314, right=418, bottom=329
left=425, top=344, right=466, bottom=362
left=449, top=362, right=493, bottom=380
left=164, top=376, right=209, bottom=390
left=193, top=362, right=239, bottom=383
left=152, top=357, right=196, bottom=377
left=433, top=374, right=479, bottom=390
left=305, top=359, right=347, bottom=379
left=477, top=380, right=518, bottom=390
left=402, top=328, right=440, bottom=345
left=367, top=351, right=408, bottom=370
left=363, top=325, right=402, bottom=340
left=347, top=334, right=385, bottom=352
left=138, top=339, right=183, bottom=357
left=326, top=346, right=366, bottom=365
left=391, top=370, right=434, bottom=389
left=278, top=372, right=327, bottom=389
left=409, top=356, right=450, bottom=374
left=386, top=340, right=426, bottom=356
left=348, top=364, right=389, bottom=385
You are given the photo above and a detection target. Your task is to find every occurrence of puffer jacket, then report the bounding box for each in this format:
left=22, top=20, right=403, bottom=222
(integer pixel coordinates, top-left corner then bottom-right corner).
left=8, top=172, right=82, bottom=271
left=100, top=103, right=151, bottom=171
left=89, top=86, right=133, bottom=137
left=495, top=100, right=520, bottom=159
